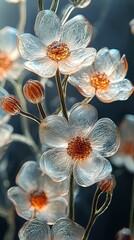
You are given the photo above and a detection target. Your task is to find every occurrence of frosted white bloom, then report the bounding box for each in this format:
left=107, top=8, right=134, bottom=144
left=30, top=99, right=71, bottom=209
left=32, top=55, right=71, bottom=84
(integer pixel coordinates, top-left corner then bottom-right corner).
left=19, top=218, right=85, bottom=240
left=0, top=27, right=24, bottom=81
left=17, top=10, right=96, bottom=78
left=0, top=124, right=13, bottom=161
left=39, top=102, right=119, bottom=187
left=69, top=48, right=133, bottom=102
left=111, top=115, right=134, bottom=173
left=8, top=161, right=68, bottom=224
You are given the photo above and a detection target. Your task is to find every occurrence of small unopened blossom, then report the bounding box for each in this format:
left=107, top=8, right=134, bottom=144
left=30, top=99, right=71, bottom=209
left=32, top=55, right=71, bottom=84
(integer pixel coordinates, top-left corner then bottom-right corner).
left=1, top=95, right=21, bottom=115
left=39, top=102, right=120, bottom=187
left=8, top=161, right=68, bottom=224
left=0, top=87, right=10, bottom=125
left=19, top=218, right=85, bottom=240
left=98, top=174, right=116, bottom=192
left=69, top=0, right=91, bottom=8
left=129, top=19, right=134, bottom=35
left=23, top=80, right=45, bottom=104
left=69, top=48, right=133, bottom=102
left=17, top=10, right=96, bottom=78
left=116, top=228, right=133, bottom=240
left=0, top=124, right=13, bottom=161
left=111, top=115, right=134, bottom=173
left=0, top=27, right=24, bottom=81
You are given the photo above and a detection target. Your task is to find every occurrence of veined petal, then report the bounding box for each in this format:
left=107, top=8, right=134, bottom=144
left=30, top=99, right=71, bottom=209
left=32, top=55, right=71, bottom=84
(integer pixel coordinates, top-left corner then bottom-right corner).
left=25, top=57, right=57, bottom=78
left=17, top=34, right=45, bottom=60
left=52, top=218, right=85, bottom=240
left=69, top=79, right=95, bottom=98
left=74, top=151, right=112, bottom=187
left=34, top=10, right=61, bottom=45
left=36, top=197, right=68, bottom=224
left=68, top=102, right=98, bottom=137
left=109, top=55, right=128, bottom=82
left=16, top=161, right=41, bottom=192
left=88, top=118, right=120, bottom=157
left=40, top=149, right=72, bottom=181
left=0, top=27, right=19, bottom=60
left=59, top=48, right=96, bottom=75
left=61, top=15, right=92, bottom=50
left=96, top=79, right=134, bottom=103
left=39, top=115, right=71, bottom=147
left=8, top=187, right=30, bottom=210
left=18, top=219, right=51, bottom=240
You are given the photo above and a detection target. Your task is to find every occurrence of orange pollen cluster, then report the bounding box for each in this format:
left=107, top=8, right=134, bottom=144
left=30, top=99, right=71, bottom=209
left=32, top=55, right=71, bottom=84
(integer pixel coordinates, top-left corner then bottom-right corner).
left=90, top=71, right=110, bottom=90
left=123, top=141, right=134, bottom=160
left=67, top=136, right=92, bottom=161
left=47, top=41, right=70, bottom=61
left=0, top=52, right=12, bottom=78
left=30, top=191, right=48, bottom=210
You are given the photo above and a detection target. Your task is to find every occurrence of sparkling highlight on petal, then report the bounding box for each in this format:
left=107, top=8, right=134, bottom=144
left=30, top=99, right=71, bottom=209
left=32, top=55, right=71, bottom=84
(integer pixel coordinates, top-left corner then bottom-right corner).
left=30, top=191, right=48, bottom=210
left=47, top=41, right=70, bottom=61
left=90, top=71, right=110, bottom=90
left=67, top=136, right=92, bottom=161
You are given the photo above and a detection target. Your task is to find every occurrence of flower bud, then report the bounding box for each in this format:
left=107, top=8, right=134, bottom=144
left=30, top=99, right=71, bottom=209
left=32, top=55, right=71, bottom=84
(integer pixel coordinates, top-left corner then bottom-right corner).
left=116, top=228, right=132, bottom=240
left=1, top=95, right=21, bottom=115
left=23, top=80, right=45, bottom=104
left=98, top=174, right=116, bottom=192
left=69, top=0, right=91, bottom=8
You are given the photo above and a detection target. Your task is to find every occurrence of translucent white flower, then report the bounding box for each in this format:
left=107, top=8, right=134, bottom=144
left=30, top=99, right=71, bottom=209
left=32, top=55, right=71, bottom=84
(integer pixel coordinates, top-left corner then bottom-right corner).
left=17, top=10, right=96, bottom=78
left=0, top=27, right=24, bottom=81
left=8, top=161, right=68, bottom=224
left=111, top=115, right=134, bottom=173
left=19, top=218, right=85, bottom=240
left=39, top=102, right=119, bottom=187
left=69, top=48, right=134, bottom=102
left=0, top=124, right=13, bottom=161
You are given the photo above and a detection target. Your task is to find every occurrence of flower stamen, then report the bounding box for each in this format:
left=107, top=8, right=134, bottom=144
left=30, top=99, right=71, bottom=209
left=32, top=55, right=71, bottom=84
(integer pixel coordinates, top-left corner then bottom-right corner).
left=47, top=41, right=70, bottom=61
left=30, top=191, right=48, bottom=210
left=90, top=71, right=110, bottom=90
left=67, top=136, right=92, bottom=161
left=0, top=52, right=12, bottom=78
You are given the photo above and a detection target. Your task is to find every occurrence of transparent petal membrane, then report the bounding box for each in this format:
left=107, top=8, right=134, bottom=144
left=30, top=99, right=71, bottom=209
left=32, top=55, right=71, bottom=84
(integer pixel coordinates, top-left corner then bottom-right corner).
left=52, top=218, right=85, bottom=240
left=19, top=219, right=51, bottom=240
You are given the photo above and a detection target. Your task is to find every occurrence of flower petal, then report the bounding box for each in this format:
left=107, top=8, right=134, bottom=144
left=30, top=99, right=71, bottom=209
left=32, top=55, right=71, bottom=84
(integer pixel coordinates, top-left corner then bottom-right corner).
left=40, top=149, right=72, bottom=181
left=6, top=58, right=24, bottom=80
left=59, top=48, right=96, bottom=75
left=109, top=55, right=128, bottom=82
left=52, top=218, right=85, bottom=240
left=36, top=197, right=68, bottom=224
left=68, top=102, right=98, bottom=137
left=74, top=151, right=112, bottom=187
left=88, top=118, right=120, bottom=157
left=16, top=161, right=41, bottom=192
left=0, top=27, right=19, bottom=60
left=17, top=34, right=45, bottom=60
left=34, top=10, right=61, bottom=45
left=25, top=57, right=57, bottom=78
left=18, top=219, right=51, bottom=240
left=96, top=79, right=134, bottom=103
left=39, top=115, right=71, bottom=147
left=61, top=15, right=92, bottom=50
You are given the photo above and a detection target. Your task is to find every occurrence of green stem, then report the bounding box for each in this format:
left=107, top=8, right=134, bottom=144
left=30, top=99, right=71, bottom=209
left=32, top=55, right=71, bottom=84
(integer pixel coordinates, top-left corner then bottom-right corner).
left=37, top=102, right=46, bottom=119
left=55, top=69, right=68, bottom=120
left=129, top=177, right=134, bottom=235
left=69, top=172, right=75, bottom=220
left=20, top=110, right=41, bottom=124
left=61, top=3, right=75, bottom=25
left=18, top=0, right=27, bottom=33
left=50, top=0, right=59, bottom=12
left=38, top=0, right=43, bottom=11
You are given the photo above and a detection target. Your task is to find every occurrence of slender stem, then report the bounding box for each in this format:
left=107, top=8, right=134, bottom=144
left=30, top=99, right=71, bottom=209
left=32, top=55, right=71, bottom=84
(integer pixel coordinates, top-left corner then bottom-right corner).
left=37, top=102, right=46, bottom=119
left=20, top=110, right=41, bottom=124
left=129, top=177, right=134, bottom=235
left=55, top=69, right=68, bottom=120
left=61, top=3, right=75, bottom=25
left=18, top=0, right=27, bottom=33
left=38, top=0, right=44, bottom=11
left=83, top=97, right=94, bottom=104
left=69, top=172, right=75, bottom=220
left=50, top=0, right=59, bottom=12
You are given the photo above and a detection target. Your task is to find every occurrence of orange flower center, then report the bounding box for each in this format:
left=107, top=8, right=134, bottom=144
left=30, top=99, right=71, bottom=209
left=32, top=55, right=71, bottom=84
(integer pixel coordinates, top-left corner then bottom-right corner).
left=123, top=141, right=134, bottom=160
left=30, top=191, right=48, bottom=210
left=67, top=136, right=92, bottom=161
left=0, top=52, right=12, bottom=78
left=90, top=71, right=110, bottom=90
left=47, top=41, right=70, bottom=61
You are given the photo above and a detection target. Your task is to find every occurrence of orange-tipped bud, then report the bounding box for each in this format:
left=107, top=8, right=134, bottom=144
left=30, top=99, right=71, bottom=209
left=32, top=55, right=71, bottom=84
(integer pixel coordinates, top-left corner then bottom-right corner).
left=23, top=80, right=45, bottom=104
left=1, top=95, right=21, bottom=115
left=98, top=174, right=116, bottom=192
left=116, top=228, right=132, bottom=240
